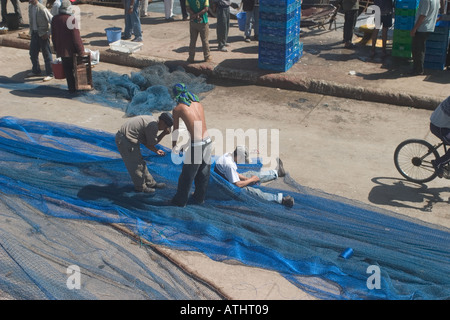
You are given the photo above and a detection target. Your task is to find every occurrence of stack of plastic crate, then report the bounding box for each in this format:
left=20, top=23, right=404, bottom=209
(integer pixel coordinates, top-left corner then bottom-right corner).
left=258, top=0, right=302, bottom=72
left=392, top=0, right=419, bottom=58
left=424, top=19, right=450, bottom=70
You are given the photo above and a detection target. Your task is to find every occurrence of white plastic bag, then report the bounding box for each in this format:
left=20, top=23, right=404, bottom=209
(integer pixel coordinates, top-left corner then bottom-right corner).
left=84, top=48, right=100, bottom=65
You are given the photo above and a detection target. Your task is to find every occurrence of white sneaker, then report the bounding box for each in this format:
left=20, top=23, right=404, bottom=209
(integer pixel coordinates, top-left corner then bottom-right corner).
left=43, top=75, right=53, bottom=82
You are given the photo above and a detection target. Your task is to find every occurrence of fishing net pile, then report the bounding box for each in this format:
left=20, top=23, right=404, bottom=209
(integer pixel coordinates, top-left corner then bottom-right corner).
left=78, top=63, right=214, bottom=116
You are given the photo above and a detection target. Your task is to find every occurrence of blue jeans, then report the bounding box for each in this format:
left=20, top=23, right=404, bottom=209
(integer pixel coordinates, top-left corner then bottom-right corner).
left=242, top=169, right=282, bottom=204
left=124, top=0, right=142, bottom=39
left=29, top=31, right=53, bottom=76
left=244, top=6, right=259, bottom=38
left=242, top=169, right=277, bottom=183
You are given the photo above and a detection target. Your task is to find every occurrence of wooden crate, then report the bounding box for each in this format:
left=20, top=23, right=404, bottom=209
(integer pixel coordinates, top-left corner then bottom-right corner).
left=74, top=54, right=93, bottom=91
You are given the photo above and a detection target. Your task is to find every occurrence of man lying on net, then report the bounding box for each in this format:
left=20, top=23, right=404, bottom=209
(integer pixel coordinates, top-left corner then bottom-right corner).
left=214, top=146, right=294, bottom=207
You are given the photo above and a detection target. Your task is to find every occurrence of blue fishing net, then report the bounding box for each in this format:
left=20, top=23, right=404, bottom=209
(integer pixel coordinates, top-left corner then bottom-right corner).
left=78, top=64, right=214, bottom=116
left=0, top=116, right=449, bottom=300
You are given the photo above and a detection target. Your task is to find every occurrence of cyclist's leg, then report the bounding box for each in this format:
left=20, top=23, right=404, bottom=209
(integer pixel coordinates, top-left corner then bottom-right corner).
left=430, top=123, right=450, bottom=171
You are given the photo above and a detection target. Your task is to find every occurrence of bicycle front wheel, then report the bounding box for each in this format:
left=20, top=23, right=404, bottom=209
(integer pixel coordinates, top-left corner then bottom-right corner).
left=394, top=139, right=440, bottom=183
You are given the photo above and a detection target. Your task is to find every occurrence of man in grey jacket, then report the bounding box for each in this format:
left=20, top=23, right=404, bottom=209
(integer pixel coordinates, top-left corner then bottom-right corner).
left=27, top=0, right=53, bottom=81
left=115, top=113, right=173, bottom=193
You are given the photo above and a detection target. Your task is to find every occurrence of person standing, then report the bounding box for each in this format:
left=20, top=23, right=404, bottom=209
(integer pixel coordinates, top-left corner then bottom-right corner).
left=242, top=0, right=259, bottom=42
left=342, top=0, right=359, bottom=48
left=180, top=0, right=188, bottom=20
left=410, top=0, right=440, bottom=75
left=1, top=0, right=23, bottom=26
left=186, top=0, right=211, bottom=63
left=164, top=0, right=175, bottom=21
left=115, top=113, right=173, bottom=193
left=171, top=83, right=212, bottom=207
left=139, top=0, right=149, bottom=18
left=123, top=0, right=143, bottom=42
left=51, top=0, right=84, bottom=93
left=214, top=0, right=231, bottom=51
left=27, top=0, right=53, bottom=82
left=370, top=0, right=394, bottom=57
left=46, top=0, right=61, bottom=16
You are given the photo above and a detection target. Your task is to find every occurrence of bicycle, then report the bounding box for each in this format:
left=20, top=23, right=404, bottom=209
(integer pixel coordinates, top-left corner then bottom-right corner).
left=394, top=139, right=450, bottom=183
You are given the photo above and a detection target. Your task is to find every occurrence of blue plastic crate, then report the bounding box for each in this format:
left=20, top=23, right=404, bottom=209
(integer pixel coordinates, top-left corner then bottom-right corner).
left=259, top=0, right=299, bottom=7
left=424, top=60, right=446, bottom=70
left=258, top=49, right=302, bottom=72
left=259, top=37, right=300, bottom=53
left=426, top=40, right=448, bottom=50
left=394, top=15, right=415, bottom=30
left=260, top=8, right=300, bottom=22
left=259, top=15, right=300, bottom=29
left=259, top=42, right=301, bottom=61
left=425, top=46, right=448, bottom=55
left=424, top=53, right=447, bottom=63
left=259, top=22, right=300, bottom=36
left=259, top=30, right=300, bottom=44
left=427, top=32, right=449, bottom=42
left=395, top=0, right=419, bottom=9
left=259, top=1, right=300, bottom=14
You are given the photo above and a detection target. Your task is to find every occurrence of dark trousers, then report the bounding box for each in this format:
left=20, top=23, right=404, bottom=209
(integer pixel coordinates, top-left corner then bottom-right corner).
left=29, top=31, right=53, bottom=76
left=343, top=10, right=358, bottom=43
left=216, top=6, right=230, bottom=49
left=430, top=123, right=450, bottom=168
left=179, top=0, right=187, bottom=19
left=412, top=31, right=430, bottom=74
left=172, top=141, right=212, bottom=207
left=1, top=0, right=22, bottom=23
left=62, top=56, right=76, bottom=92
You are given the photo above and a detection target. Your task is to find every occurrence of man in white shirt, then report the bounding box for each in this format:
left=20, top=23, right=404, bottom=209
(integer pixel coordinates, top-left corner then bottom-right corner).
left=214, top=146, right=294, bottom=207
left=410, top=0, right=440, bottom=75
left=430, top=96, right=450, bottom=177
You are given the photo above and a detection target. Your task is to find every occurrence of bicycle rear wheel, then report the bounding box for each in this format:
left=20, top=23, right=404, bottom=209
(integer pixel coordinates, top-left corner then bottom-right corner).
left=394, top=139, right=440, bottom=183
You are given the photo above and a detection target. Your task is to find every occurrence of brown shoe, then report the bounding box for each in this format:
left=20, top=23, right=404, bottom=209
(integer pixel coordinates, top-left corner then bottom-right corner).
left=204, top=56, right=212, bottom=63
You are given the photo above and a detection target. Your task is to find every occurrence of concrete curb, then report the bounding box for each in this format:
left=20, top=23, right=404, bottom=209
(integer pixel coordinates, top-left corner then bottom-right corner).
left=1, top=35, right=442, bottom=110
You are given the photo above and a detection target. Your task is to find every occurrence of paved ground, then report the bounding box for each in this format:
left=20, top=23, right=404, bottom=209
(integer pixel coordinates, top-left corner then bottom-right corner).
left=0, top=2, right=449, bottom=109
